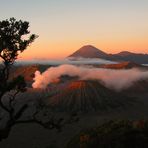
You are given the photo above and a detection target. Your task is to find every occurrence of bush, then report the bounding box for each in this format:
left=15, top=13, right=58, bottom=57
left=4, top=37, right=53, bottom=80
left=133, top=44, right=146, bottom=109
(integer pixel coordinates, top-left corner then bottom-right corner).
left=67, top=120, right=148, bottom=148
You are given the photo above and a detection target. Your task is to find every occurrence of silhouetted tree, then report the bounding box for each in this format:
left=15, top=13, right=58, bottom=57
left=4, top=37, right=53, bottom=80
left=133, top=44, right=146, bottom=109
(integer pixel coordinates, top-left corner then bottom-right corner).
left=0, top=17, right=38, bottom=140
left=0, top=18, right=78, bottom=141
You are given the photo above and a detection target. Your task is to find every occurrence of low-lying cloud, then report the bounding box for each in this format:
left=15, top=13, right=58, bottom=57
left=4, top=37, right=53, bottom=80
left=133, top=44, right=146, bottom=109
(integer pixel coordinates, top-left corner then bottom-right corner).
left=16, top=57, right=116, bottom=65
left=32, top=64, right=148, bottom=91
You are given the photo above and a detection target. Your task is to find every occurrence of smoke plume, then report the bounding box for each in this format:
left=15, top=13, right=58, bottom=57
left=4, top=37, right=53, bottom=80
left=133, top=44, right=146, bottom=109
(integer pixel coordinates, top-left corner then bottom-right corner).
left=32, top=64, right=148, bottom=91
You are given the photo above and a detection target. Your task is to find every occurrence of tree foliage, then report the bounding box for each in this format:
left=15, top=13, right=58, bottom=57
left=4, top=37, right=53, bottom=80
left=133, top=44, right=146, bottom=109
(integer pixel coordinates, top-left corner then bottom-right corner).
left=0, top=18, right=37, bottom=141
left=0, top=17, right=37, bottom=64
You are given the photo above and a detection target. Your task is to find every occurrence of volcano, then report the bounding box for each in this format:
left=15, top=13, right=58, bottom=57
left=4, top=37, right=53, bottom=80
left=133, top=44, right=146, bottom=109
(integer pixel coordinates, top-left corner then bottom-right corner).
left=49, top=80, right=132, bottom=112
left=68, top=45, right=109, bottom=59
left=68, top=45, right=148, bottom=64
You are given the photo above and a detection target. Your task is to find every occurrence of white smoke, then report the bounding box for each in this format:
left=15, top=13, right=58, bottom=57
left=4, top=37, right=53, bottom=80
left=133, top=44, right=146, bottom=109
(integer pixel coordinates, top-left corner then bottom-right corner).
left=32, top=64, right=148, bottom=91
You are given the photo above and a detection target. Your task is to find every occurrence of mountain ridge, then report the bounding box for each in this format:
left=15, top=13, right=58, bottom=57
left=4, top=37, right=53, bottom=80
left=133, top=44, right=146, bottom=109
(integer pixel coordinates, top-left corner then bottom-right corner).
left=49, top=80, right=132, bottom=112
left=68, top=45, right=148, bottom=64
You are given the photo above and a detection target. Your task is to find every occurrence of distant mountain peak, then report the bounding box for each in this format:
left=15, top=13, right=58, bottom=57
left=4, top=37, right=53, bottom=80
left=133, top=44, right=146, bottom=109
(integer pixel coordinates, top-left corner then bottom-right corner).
left=82, top=45, right=96, bottom=48
left=68, top=45, right=108, bottom=58
left=68, top=45, right=148, bottom=64
left=117, top=51, right=136, bottom=56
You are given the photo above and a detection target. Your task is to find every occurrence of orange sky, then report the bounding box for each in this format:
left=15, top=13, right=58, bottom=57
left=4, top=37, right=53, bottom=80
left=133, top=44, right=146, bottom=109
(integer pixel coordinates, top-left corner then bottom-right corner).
left=19, top=37, right=148, bottom=60
left=1, top=0, right=147, bottom=60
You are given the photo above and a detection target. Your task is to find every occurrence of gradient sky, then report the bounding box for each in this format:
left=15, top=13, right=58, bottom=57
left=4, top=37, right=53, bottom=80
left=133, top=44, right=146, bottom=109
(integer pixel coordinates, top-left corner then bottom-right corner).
left=0, top=0, right=148, bottom=59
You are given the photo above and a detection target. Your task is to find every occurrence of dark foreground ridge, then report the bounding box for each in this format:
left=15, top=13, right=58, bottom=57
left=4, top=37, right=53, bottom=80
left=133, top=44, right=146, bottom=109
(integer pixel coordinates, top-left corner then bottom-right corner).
left=67, top=120, right=148, bottom=148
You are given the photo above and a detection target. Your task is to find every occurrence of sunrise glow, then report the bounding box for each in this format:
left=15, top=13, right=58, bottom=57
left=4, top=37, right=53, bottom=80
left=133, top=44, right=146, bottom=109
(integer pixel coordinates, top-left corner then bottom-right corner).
left=1, top=0, right=148, bottom=60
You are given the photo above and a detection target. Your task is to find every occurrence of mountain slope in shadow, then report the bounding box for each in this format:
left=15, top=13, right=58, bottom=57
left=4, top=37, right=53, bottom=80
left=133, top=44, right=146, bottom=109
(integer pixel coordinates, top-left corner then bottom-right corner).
left=49, top=80, right=133, bottom=112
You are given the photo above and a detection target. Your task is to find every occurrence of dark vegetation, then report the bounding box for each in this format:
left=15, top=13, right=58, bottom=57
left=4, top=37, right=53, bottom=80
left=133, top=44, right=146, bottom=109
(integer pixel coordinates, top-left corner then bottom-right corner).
left=67, top=120, right=148, bottom=148
left=0, top=17, right=38, bottom=140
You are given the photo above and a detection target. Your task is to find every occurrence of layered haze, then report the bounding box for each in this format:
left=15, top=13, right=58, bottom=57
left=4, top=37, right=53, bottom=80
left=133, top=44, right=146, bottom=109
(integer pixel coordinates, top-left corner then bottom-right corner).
left=16, top=57, right=116, bottom=65
left=32, top=64, right=148, bottom=91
